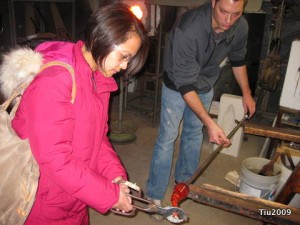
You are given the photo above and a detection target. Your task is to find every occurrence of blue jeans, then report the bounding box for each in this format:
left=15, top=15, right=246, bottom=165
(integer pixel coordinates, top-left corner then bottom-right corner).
left=146, top=84, right=213, bottom=200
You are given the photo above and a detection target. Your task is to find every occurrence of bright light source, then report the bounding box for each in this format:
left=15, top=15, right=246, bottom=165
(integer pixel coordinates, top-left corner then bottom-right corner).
left=130, top=5, right=143, bottom=20
left=121, top=0, right=148, bottom=28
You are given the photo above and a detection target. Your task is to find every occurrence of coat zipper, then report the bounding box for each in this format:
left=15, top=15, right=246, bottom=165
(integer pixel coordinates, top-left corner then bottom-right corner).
left=91, top=72, right=97, bottom=92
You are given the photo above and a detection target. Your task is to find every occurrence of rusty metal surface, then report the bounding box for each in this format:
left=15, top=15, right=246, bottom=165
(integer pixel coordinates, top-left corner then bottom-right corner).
left=188, top=184, right=300, bottom=225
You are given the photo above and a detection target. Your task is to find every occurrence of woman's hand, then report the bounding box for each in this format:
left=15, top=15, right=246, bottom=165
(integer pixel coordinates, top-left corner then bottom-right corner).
left=112, top=182, right=133, bottom=213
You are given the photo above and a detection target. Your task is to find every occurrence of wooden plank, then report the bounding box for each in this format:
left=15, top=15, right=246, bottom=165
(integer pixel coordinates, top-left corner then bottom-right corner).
left=275, top=162, right=300, bottom=204
left=276, top=145, right=300, bottom=157
left=244, top=121, right=300, bottom=143
left=188, top=183, right=300, bottom=225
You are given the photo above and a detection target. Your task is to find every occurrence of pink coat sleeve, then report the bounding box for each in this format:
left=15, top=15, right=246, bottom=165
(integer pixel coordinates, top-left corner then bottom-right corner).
left=12, top=67, right=126, bottom=213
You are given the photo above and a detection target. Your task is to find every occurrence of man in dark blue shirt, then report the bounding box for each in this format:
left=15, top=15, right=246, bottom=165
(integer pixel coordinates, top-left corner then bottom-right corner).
left=146, top=0, right=256, bottom=214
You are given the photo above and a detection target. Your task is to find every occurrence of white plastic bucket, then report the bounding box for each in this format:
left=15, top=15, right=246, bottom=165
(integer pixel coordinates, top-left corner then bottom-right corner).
left=239, top=157, right=281, bottom=200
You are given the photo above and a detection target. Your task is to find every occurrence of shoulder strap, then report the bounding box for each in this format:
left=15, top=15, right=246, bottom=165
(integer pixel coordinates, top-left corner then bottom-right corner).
left=0, top=83, right=27, bottom=112
left=40, top=61, right=76, bottom=104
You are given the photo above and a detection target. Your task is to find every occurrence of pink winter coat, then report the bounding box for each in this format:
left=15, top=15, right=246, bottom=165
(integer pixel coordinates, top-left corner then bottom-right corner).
left=12, top=41, right=127, bottom=225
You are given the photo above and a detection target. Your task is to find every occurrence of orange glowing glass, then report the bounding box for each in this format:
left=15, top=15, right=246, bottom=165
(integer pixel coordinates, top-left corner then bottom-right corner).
left=130, top=5, right=143, bottom=20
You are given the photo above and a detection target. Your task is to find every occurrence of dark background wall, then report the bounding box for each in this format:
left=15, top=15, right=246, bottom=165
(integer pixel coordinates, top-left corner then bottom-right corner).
left=1, top=0, right=300, bottom=114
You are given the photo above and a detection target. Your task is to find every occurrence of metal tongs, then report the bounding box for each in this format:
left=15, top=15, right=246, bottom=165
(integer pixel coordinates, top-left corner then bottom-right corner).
left=111, top=180, right=188, bottom=223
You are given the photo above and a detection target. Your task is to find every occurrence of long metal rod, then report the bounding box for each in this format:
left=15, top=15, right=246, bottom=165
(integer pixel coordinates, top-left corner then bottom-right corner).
left=118, top=77, right=124, bottom=128
left=185, top=115, right=249, bottom=185
left=153, top=5, right=163, bottom=126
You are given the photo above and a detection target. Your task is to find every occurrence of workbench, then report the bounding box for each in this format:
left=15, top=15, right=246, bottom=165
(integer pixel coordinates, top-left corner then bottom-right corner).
left=186, top=121, right=300, bottom=225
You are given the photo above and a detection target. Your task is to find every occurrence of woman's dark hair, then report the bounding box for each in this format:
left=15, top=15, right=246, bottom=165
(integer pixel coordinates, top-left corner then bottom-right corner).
left=85, top=3, right=149, bottom=76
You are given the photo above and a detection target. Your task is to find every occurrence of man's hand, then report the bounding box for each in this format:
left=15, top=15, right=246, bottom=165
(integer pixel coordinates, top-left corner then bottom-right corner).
left=232, top=65, right=256, bottom=118
left=206, top=120, right=231, bottom=146
left=242, top=93, right=256, bottom=118
left=182, top=90, right=231, bottom=146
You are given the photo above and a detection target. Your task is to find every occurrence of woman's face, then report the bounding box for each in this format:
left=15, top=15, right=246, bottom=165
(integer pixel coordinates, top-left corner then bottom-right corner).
left=100, top=33, right=142, bottom=77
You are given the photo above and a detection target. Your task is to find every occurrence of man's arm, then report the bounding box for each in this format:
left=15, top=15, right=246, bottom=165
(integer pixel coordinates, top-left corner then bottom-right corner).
left=232, top=65, right=256, bottom=117
left=182, top=91, right=230, bottom=146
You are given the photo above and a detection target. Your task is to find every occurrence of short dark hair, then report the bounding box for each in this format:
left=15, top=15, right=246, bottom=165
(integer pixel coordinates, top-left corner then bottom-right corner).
left=85, top=3, right=149, bottom=76
left=215, top=0, right=248, bottom=8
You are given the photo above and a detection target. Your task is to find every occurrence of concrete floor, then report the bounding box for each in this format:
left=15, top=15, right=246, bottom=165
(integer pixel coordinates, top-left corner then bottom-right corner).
left=89, top=95, right=268, bottom=225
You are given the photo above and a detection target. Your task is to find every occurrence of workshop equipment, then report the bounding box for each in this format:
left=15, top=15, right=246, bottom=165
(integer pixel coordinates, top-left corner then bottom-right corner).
left=111, top=180, right=187, bottom=224
left=215, top=94, right=244, bottom=157
left=109, top=77, right=137, bottom=143
left=171, top=114, right=249, bottom=207
left=259, top=152, right=281, bottom=176
left=259, top=0, right=285, bottom=92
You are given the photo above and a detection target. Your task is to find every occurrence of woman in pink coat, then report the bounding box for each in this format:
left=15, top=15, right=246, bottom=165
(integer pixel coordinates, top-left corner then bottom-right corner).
left=12, top=3, right=149, bottom=225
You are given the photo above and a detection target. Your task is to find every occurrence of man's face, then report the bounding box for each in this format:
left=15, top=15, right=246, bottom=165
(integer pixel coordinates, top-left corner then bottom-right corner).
left=211, top=0, right=244, bottom=33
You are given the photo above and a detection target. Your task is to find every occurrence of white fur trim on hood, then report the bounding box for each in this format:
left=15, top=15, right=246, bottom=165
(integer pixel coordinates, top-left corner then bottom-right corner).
left=0, top=47, right=43, bottom=99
